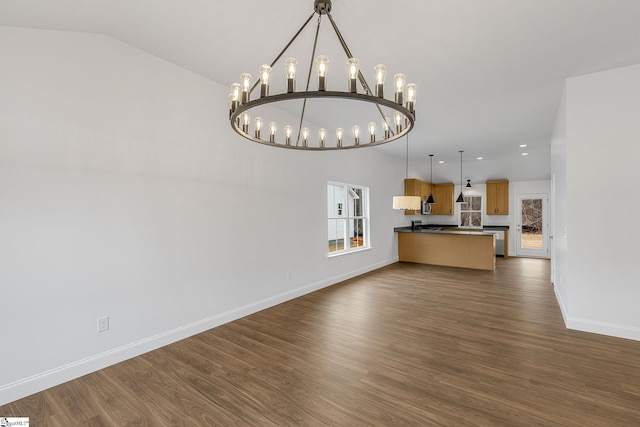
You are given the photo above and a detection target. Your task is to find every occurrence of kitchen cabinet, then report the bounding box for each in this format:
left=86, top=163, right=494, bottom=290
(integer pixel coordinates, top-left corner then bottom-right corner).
left=404, top=178, right=423, bottom=215
left=486, top=180, right=509, bottom=215
left=431, top=183, right=454, bottom=215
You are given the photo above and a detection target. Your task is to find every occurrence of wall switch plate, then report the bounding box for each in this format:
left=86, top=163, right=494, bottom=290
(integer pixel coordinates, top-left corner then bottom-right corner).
left=97, top=315, right=109, bottom=333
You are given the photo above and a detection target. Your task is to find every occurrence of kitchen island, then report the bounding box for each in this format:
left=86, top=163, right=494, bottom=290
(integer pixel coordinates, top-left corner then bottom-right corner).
left=395, top=226, right=497, bottom=270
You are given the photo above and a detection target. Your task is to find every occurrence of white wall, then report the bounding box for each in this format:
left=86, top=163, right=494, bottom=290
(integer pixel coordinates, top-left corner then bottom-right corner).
left=566, top=64, right=640, bottom=339
left=553, top=63, right=640, bottom=341
left=550, top=88, right=568, bottom=320
left=0, top=27, right=408, bottom=404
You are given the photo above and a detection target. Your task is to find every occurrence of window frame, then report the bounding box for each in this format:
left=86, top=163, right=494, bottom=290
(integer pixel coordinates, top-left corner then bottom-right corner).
left=458, top=194, right=483, bottom=229
left=327, top=181, right=370, bottom=257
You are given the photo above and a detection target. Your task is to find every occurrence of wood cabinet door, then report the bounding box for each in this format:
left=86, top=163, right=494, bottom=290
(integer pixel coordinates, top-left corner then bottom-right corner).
left=486, top=180, right=509, bottom=215
left=431, top=183, right=454, bottom=215
left=404, top=178, right=422, bottom=215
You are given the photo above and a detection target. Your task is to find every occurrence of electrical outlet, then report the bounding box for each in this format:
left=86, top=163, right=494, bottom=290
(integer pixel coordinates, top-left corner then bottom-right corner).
left=97, top=315, right=109, bottom=333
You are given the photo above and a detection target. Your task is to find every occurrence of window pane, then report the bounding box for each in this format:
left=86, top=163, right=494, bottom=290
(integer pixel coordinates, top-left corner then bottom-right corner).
left=352, top=187, right=363, bottom=216
left=460, top=211, right=470, bottom=227
left=471, top=212, right=482, bottom=227
left=471, top=196, right=481, bottom=210
left=328, top=184, right=345, bottom=218
left=350, top=218, right=365, bottom=248
left=328, top=219, right=346, bottom=252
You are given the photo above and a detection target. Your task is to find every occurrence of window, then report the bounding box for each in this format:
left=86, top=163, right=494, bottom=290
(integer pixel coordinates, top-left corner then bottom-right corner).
left=327, top=182, right=369, bottom=255
left=459, top=195, right=482, bottom=228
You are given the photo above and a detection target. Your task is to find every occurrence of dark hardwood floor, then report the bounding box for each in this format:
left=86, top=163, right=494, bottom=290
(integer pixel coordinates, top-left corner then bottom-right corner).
left=3, top=258, right=640, bottom=426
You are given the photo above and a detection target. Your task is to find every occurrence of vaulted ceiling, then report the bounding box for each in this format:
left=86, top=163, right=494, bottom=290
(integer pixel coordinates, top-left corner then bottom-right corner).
left=2, top=0, right=640, bottom=183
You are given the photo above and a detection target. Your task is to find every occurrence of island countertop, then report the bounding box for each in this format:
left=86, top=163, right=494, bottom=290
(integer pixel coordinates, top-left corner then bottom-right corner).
left=394, top=226, right=500, bottom=237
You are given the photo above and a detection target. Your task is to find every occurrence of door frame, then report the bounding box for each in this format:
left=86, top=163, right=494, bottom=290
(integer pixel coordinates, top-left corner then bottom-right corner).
left=516, top=193, right=549, bottom=258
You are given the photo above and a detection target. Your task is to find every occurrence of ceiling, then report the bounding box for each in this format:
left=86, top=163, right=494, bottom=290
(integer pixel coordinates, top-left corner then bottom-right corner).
left=2, top=0, right=640, bottom=183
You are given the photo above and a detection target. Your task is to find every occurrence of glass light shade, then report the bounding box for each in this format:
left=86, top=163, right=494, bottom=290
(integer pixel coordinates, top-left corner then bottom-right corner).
left=230, top=83, right=241, bottom=101
left=285, top=58, right=298, bottom=79
left=347, top=58, right=360, bottom=80
left=302, top=127, right=309, bottom=140
left=352, top=125, right=360, bottom=138
left=255, top=116, right=263, bottom=131
left=240, top=73, right=252, bottom=92
left=393, top=196, right=421, bottom=210
left=394, top=112, right=403, bottom=126
left=406, top=83, right=417, bottom=102
left=393, top=73, right=406, bottom=93
left=242, top=112, right=251, bottom=126
left=319, top=128, right=326, bottom=140
left=374, top=64, right=386, bottom=85
left=284, top=125, right=292, bottom=138
left=382, top=117, right=390, bottom=131
left=269, top=122, right=277, bottom=135
left=316, top=55, right=329, bottom=77
left=259, top=64, right=272, bottom=84
left=368, top=122, right=376, bottom=136
left=336, top=127, right=343, bottom=140
left=228, top=93, right=235, bottom=108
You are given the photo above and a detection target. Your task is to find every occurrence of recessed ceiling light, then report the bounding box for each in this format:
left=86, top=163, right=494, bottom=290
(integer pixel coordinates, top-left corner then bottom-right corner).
left=521, top=152, right=529, bottom=156
left=438, top=160, right=445, bottom=164
left=520, top=144, right=527, bottom=148
left=477, top=157, right=483, bottom=160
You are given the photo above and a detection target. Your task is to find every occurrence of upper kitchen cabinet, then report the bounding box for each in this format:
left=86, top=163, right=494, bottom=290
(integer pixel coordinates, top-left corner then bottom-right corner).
left=404, top=178, right=423, bottom=215
left=431, top=183, right=454, bottom=215
left=486, top=180, right=509, bottom=215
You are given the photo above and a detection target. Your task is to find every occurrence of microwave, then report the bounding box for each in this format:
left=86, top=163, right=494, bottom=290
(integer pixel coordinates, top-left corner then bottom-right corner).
left=421, top=201, right=432, bottom=215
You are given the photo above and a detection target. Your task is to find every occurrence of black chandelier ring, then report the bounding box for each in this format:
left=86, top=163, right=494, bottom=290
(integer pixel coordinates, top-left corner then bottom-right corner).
left=230, top=91, right=415, bottom=150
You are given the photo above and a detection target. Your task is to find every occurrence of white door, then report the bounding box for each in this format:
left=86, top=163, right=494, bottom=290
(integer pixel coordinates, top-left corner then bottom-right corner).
left=516, top=194, right=548, bottom=258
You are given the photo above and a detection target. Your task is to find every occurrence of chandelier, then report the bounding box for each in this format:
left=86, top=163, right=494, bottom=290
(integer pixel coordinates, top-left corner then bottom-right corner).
left=228, top=0, right=416, bottom=151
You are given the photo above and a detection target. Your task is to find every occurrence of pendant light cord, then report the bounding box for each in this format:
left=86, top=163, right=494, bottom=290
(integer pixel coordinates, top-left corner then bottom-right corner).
left=405, top=135, right=409, bottom=179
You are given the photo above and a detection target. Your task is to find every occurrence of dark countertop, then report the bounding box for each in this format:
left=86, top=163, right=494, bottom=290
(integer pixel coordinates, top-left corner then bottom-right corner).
left=394, top=226, right=498, bottom=237
left=483, top=225, right=510, bottom=230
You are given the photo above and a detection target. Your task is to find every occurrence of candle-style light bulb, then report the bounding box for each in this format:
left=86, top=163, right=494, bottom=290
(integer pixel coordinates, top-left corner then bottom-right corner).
left=302, top=127, right=309, bottom=147
left=347, top=58, right=360, bottom=93
left=229, top=82, right=241, bottom=115
left=319, top=128, right=326, bottom=148
left=393, top=73, right=406, bottom=104
left=285, top=57, right=298, bottom=93
left=382, top=117, right=391, bottom=139
left=352, top=125, right=360, bottom=146
left=368, top=122, right=376, bottom=143
left=405, top=83, right=417, bottom=113
left=259, top=64, right=272, bottom=97
left=316, top=55, right=329, bottom=91
left=255, top=117, right=263, bottom=139
left=242, top=112, right=251, bottom=133
left=269, top=122, right=277, bottom=143
left=284, top=125, right=293, bottom=145
left=336, top=127, right=344, bottom=147
left=240, top=73, right=252, bottom=104
left=394, top=112, right=403, bottom=133
left=373, top=64, right=386, bottom=97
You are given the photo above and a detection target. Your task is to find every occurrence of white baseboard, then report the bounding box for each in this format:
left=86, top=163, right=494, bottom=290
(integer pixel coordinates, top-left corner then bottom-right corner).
left=566, top=317, right=640, bottom=342
left=553, top=283, right=569, bottom=325
left=0, top=257, right=398, bottom=406
left=553, top=283, right=640, bottom=342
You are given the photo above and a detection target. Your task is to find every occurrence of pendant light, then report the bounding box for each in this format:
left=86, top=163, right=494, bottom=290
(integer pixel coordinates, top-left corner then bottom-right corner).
left=393, top=135, right=421, bottom=210
left=456, top=150, right=465, bottom=203
left=426, top=154, right=435, bottom=204
left=466, top=179, right=472, bottom=188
